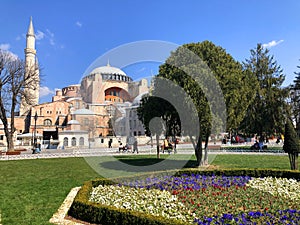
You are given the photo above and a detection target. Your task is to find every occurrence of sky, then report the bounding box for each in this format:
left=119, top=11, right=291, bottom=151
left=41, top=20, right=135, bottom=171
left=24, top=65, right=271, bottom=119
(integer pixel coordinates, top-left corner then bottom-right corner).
left=1, top=0, right=300, bottom=103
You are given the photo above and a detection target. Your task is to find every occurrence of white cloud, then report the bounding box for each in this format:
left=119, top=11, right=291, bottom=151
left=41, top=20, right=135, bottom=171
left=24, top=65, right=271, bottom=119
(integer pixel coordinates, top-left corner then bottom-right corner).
left=49, top=39, right=55, bottom=46
left=46, top=29, right=54, bottom=38
left=0, top=43, right=10, bottom=51
left=0, top=43, right=18, bottom=60
left=262, top=40, right=284, bottom=49
left=15, top=36, right=21, bottom=41
left=46, top=29, right=55, bottom=46
left=35, top=30, right=45, bottom=40
left=76, top=21, right=82, bottom=27
left=39, top=86, right=55, bottom=97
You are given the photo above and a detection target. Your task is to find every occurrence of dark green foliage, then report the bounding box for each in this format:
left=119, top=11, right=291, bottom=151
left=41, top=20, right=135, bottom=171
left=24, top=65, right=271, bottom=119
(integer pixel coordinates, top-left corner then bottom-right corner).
left=137, top=94, right=181, bottom=159
left=137, top=95, right=180, bottom=137
left=177, top=41, right=257, bottom=132
left=153, top=41, right=256, bottom=166
left=174, top=168, right=300, bottom=180
left=283, top=119, right=300, bottom=170
left=240, top=44, right=289, bottom=136
left=290, top=63, right=300, bottom=136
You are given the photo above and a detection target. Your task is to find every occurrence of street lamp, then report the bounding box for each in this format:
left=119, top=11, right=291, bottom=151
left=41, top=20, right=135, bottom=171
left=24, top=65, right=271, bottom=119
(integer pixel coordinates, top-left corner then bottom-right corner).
left=33, top=112, right=38, bottom=148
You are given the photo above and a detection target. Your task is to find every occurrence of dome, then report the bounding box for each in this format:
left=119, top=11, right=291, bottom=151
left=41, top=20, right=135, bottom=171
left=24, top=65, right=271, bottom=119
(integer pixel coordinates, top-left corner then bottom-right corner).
left=67, top=120, right=80, bottom=125
left=90, top=64, right=126, bottom=76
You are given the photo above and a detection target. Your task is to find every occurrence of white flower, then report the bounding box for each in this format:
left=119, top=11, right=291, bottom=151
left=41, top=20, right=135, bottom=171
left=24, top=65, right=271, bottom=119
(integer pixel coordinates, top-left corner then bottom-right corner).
left=246, top=177, right=300, bottom=201
left=89, top=185, right=193, bottom=222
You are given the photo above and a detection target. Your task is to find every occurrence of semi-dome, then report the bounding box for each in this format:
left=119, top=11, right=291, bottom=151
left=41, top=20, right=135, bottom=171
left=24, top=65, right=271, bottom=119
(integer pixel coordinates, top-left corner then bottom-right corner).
left=90, top=64, right=126, bottom=76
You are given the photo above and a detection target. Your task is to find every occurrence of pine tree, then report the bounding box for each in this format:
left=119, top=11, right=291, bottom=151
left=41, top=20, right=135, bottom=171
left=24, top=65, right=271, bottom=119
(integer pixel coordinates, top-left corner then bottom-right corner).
left=240, top=43, right=289, bottom=137
left=290, top=63, right=300, bottom=136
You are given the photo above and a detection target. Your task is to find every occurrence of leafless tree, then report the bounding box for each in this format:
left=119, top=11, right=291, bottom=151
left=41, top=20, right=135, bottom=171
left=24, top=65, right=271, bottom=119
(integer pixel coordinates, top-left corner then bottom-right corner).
left=0, top=50, right=40, bottom=151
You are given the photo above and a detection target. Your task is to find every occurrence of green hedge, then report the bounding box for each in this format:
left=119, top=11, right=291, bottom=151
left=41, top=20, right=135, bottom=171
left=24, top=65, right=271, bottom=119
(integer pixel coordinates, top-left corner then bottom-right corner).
left=174, top=168, right=300, bottom=180
left=68, top=178, right=186, bottom=225
left=68, top=168, right=300, bottom=225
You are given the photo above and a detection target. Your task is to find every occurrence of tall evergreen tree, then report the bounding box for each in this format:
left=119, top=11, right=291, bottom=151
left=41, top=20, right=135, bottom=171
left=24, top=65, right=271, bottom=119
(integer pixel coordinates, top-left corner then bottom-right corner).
left=240, top=43, right=289, bottom=137
left=283, top=119, right=299, bottom=170
left=290, top=63, right=300, bottom=136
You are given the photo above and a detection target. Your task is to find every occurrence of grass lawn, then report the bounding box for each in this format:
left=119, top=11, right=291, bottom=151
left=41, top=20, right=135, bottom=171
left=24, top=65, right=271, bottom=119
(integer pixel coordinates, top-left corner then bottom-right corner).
left=0, top=154, right=298, bottom=224
left=0, top=158, right=99, bottom=225
left=211, top=154, right=298, bottom=169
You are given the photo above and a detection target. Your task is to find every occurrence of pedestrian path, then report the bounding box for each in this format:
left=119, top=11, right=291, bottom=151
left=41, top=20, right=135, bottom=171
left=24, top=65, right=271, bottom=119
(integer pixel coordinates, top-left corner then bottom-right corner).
left=0, top=143, right=285, bottom=161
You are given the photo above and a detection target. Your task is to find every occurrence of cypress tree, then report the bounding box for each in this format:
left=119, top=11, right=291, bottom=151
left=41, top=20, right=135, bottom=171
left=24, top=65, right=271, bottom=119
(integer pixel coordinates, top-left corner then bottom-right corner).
left=283, top=119, right=299, bottom=170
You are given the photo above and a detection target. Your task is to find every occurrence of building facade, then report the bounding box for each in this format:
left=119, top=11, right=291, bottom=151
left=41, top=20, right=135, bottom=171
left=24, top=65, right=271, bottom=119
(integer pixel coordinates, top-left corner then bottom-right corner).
left=9, top=18, right=149, bottom=150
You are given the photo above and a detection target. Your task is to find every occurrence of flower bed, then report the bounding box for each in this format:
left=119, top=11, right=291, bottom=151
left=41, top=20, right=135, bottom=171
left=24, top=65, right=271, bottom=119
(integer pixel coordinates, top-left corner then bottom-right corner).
left=89, top=174, right=300, bottom=224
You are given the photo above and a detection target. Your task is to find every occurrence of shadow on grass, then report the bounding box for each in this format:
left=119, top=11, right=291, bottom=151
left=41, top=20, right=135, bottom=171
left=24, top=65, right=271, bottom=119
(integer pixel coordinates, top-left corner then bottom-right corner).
left=103, top=157, right=196, bottom=171
left=84, top=154, right=216, bottom=178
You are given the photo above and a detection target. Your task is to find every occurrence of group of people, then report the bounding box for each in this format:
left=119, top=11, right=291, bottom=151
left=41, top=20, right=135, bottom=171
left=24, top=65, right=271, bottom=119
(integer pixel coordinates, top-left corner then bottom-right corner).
left=161, top=138, right=176, bottom=153
left=110, top=137, right=177, bottom=154
left=118, top=140, right=138, bottom=153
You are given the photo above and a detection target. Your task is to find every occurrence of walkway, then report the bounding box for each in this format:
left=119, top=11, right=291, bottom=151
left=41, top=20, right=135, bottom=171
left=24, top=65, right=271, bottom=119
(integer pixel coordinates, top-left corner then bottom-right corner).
left=0, top=143, right=285, bottom=161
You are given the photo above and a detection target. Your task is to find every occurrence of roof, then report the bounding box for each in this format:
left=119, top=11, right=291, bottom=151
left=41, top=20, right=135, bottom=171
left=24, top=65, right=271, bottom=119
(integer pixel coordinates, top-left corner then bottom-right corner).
left=27, top=17, right=34, bottom=36
left=59, top=130, right=88, bottom=134
left=17, top=133, right=43, bottom=138
left=72, top=108, right=94, bottom=115
left=132, top=92, right=149, bottom=106
left=66, top=97, right=82, bottom=102
left=90, top=64, right=126, bottom=76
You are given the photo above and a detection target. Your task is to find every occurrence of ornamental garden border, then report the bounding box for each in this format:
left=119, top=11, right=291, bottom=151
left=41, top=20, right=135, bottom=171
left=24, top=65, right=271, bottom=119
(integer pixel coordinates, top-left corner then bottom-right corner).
left=68, top=168, right=300, bottom=225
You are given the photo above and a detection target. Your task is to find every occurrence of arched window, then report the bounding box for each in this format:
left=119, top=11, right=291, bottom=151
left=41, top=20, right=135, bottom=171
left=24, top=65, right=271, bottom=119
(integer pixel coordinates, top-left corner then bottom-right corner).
left=79, top=137, right=84, bottom=146
left=63, top=137, right=68, bottom=147
left=44, top=119, right=52, bottom=126
left=71, top=137, right=76, bottom=146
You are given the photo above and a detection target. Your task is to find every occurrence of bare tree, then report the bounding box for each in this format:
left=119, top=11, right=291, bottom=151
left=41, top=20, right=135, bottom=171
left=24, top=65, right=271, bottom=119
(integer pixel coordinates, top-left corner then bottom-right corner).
left=0, top=50, right=40, bottom=151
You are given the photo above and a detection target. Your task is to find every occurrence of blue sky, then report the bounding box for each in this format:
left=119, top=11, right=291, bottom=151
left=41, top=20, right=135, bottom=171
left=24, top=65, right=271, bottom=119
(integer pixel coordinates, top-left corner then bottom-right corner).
left=1, top=0, right=300, bottom=103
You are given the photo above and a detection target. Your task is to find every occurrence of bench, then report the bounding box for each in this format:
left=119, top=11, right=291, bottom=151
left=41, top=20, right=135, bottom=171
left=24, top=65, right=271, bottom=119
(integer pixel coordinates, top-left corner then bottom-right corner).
left=207, top=145, right=221, bottom=151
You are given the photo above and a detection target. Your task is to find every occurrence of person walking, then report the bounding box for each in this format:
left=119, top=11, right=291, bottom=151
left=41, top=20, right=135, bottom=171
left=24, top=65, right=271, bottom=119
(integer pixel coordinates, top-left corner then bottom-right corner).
left=132, top=139, right=138, bottom=154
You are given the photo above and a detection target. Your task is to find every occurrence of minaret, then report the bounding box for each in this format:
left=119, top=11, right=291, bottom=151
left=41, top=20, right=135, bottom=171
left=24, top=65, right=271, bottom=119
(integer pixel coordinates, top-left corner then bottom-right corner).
left=20, top=17, right=40, bottom=116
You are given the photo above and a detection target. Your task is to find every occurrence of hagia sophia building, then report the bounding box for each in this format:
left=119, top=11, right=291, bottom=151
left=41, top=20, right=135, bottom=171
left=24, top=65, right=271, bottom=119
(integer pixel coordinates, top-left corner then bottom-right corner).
left=1, top=18, right=149, bottom=149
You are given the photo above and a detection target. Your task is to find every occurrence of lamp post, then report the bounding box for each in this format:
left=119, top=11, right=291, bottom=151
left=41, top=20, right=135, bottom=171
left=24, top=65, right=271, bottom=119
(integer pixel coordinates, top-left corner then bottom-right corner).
left=33, top=112, right=38, bottom=148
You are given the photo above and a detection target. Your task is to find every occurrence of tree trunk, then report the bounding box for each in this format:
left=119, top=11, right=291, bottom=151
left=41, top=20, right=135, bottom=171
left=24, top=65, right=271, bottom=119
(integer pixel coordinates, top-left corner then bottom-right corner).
left=295, top=153, right=299, bottom=170
left=173, top=126, right=177, bottom=153
left=156, top=134, right=160, bottom=159
left=289, top=153, right=296, bottom=170
left=8, top=99, right=16, bottom=151
left=195, top=135, right=203, bottom=167
left=203, top=132, right=209, bottom=165
left=7, top=131, right=14, bottom=151
left=1, top=119, right=14, bottom=151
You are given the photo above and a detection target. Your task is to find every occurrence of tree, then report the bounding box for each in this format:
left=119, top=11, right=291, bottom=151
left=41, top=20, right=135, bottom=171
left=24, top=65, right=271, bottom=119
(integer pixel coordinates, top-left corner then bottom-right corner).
left=157, top=41, right=255, bottom=166
left=0, top=50, right=40, bottom=151
left=290, top=63, right=300, bottom=136
left=181, top=41, right=257, bottom=133
left=137, top=94, right=180, bottom=158
left=240, top=44, right=289, bottom=137
left=283, top=119, right=299, bottom=170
